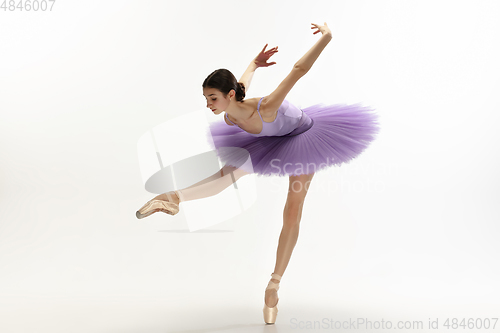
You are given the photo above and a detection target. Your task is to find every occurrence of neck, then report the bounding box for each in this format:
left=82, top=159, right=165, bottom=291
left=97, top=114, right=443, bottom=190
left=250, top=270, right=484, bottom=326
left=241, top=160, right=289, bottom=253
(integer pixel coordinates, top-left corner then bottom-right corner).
left=225, top=100, right=251, bottom=122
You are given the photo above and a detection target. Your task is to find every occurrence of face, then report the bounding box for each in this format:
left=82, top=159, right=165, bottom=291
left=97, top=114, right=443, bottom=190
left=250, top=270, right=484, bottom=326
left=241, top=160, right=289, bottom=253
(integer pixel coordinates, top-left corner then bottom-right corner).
left=203, top=87, right=233, bottom=115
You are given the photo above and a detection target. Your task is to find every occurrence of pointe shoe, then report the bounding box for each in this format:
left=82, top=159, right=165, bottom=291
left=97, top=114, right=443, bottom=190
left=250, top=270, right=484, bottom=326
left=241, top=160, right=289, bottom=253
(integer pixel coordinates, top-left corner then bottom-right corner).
left=263, top=272, right=281, bottom=324
left=136, top=191, right=180, bottom=219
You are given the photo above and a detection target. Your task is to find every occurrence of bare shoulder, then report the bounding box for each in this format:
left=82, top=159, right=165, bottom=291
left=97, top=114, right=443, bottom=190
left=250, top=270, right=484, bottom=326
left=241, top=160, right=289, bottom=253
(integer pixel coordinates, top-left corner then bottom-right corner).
left=245, top=97, right=265, bottom=115
left=259, top=96, right=280, bottom=117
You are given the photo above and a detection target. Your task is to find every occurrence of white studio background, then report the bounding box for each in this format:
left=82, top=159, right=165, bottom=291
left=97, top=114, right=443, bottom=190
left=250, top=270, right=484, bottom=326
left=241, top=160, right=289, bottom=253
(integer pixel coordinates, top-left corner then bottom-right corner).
left=1, top=0, right=500, bottom=332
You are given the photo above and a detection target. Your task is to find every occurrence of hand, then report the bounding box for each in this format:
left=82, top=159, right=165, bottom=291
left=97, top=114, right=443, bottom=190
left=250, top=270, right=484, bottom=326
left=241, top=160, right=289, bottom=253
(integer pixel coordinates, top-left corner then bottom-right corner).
left=311, top=22, right=332, bottom=36
left=253, top=43, right=279, bottom=68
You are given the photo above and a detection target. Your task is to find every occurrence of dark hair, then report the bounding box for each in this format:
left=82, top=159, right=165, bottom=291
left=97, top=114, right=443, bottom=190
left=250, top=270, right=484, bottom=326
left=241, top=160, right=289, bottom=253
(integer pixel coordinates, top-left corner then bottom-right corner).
left=202, top=68, right=246, bottom=102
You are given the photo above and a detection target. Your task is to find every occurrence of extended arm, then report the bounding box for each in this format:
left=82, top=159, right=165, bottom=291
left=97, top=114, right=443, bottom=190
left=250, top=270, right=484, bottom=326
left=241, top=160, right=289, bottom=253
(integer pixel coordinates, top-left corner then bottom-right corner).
left=263, top=23, right=332, bottom=112
left=295, top=23, right=332, bottom=72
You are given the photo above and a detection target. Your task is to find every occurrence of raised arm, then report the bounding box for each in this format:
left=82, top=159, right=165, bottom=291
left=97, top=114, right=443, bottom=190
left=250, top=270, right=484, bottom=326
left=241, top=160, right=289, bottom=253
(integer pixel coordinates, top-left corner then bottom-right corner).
left=238, top=44, right=279, bottom=92
left=295, top=23, right=332, bottom=72
left=263, top=23, right=332, bottom=114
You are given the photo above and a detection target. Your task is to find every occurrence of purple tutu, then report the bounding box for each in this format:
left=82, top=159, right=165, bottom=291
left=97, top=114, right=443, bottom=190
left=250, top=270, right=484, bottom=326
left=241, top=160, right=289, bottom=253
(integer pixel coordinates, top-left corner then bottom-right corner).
left=205, top=101, right=381, bottom=177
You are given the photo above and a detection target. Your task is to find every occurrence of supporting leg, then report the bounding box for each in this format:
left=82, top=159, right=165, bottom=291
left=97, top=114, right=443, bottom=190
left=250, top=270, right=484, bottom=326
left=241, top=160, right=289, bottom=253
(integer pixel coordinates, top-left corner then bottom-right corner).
left=265, top=172, right=315, bottom=308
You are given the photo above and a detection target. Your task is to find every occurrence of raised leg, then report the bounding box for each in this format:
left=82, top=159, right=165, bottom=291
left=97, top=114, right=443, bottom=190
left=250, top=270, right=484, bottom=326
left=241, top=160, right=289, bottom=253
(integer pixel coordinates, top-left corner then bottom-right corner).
left=155, top=164, right=250, bottom=204
left=265, top=172, right=315, bottom=308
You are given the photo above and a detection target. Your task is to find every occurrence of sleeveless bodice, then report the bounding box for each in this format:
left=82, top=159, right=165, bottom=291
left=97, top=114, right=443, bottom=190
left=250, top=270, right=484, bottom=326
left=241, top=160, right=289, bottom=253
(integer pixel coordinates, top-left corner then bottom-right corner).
left=225, top=97, right=314, bottom=137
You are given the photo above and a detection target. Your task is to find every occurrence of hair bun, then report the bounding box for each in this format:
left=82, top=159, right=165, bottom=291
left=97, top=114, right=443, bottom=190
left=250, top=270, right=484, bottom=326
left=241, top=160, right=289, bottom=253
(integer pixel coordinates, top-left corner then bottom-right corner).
left=202, top=68, right=246, bottom=102
left=235, top=82, right=246, bottom=101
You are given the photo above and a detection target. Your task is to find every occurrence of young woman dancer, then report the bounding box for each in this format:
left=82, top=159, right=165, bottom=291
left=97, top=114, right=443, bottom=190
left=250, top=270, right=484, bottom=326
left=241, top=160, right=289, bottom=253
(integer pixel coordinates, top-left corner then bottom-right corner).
left=136, top=22, right=380, bottom=324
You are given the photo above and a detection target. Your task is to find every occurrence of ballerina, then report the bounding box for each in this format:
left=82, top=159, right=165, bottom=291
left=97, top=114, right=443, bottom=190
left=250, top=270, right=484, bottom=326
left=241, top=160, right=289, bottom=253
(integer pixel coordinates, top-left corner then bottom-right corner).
left=136, top=22, right=380, bottom=325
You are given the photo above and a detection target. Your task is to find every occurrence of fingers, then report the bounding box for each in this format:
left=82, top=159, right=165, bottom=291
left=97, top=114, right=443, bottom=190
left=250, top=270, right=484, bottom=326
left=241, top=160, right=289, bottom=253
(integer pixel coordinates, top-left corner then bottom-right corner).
left=311, top=23, right=318, bottom=34
left=261, top=44, right=278, bottom=55
left=311, top=22, right=325, bottom=34
left=265, top=48, right=278, bottom=56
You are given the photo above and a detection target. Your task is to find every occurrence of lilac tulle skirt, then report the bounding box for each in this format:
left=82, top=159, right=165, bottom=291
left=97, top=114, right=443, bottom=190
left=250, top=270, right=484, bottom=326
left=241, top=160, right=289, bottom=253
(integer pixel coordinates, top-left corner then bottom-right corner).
left=205, top=103, right=381, bottom=177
